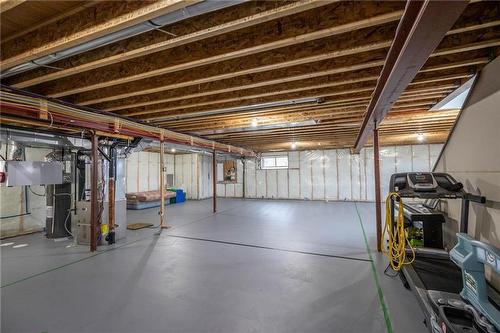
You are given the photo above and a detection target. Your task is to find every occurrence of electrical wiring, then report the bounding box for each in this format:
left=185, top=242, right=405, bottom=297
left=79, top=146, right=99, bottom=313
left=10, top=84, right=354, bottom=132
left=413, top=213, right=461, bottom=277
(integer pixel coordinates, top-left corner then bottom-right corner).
left=28, top=185, right=45, bottom=197
left=63, top=208, right=73, bottom=237
left=381, top=192, right=415, bottom=271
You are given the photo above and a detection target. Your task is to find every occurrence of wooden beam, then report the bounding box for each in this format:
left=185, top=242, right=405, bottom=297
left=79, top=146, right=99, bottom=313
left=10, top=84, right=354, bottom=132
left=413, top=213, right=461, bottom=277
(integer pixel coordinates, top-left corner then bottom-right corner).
left=354, top=0, right=469, bottom=152
left=107, top=68, right=383, bottom=112
left=80, top=41, right=391, bottom=106
left=103, top=52, right=476, bottom=113
left=36, top=8, right=403, bottom=98
left=145, top=85, right=377, bottom=122
left=127, top=80, right=379, bottom=118
left=1, top=0, right=195, bottom=69
left=0, top=0, right=25, bottom=13
left=144, top=71, right=468, bottom=122
left=7, top=0, right=335, bottom=88
left=155, top=83, right=457, bottom=130
left=75, top=34, right=496, bottom=107
left=1, top=2, right=97, bottom=43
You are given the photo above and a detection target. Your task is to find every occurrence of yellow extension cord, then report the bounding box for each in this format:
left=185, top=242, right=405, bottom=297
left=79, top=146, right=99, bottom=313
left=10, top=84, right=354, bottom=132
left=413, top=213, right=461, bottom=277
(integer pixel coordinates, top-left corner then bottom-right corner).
left=381, top=192, right=415, bottom=271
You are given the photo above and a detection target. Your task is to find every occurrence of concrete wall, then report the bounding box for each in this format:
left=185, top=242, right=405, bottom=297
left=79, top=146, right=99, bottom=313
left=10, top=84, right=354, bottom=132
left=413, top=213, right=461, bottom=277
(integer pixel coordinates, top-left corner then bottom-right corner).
left=0, top=147, right=52, bottom=238
left=434, top=56, right=500, bottom=250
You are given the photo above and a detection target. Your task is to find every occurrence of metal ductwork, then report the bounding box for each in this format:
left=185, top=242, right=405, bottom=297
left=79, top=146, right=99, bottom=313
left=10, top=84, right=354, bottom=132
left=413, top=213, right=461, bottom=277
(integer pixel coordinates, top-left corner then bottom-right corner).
left=0, top=128, right=90, bottom=150
left=6, top=141, right=24, bottom=161
left=1, top=0, right=247, bottom=78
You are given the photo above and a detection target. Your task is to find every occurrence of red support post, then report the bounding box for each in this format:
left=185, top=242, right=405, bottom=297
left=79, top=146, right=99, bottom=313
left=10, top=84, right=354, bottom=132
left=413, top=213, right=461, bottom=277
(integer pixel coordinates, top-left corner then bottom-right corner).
left=90, top=133, right=98, bottom=252
left=213, top=150, right=217, bottom=213
left=374, top=127, right=382, bottom=252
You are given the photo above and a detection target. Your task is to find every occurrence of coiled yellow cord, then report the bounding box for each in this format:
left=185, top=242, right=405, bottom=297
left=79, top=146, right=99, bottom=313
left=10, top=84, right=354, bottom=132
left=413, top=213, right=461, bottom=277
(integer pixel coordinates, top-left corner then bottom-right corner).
left=381, top=192, right=415, bottom=271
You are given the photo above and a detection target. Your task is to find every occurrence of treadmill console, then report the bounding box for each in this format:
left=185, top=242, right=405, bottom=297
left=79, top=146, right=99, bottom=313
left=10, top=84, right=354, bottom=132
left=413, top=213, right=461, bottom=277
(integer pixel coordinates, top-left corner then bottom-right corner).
left=389, top=172, right=466, bottom=199
left=407, top=173, right=438, bottom=192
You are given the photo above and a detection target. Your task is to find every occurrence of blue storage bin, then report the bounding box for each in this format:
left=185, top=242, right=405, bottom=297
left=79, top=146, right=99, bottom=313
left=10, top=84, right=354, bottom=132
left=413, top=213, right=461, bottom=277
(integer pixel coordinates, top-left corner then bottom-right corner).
left=175, top=189, right=186, bottom=203
left=167, top=188, right=186, bottom=203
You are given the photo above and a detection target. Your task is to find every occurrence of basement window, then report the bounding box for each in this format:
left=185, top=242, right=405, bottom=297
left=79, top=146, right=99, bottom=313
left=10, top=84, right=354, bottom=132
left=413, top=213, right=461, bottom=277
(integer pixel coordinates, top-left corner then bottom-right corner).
left=261, top=156, right=289, bottom=170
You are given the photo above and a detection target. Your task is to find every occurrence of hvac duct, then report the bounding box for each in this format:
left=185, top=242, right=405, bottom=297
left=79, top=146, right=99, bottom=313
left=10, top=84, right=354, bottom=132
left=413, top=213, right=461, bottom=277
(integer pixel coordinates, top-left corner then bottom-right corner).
left=0, top=128, right=90, bottom=150
left=0, top=0, right=247, bottom=78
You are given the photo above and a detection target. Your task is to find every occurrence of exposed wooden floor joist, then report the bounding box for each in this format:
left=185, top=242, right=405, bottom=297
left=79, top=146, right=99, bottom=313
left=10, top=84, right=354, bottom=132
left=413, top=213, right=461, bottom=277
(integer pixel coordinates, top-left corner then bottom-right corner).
left=1, top=0, right=498, bottom=151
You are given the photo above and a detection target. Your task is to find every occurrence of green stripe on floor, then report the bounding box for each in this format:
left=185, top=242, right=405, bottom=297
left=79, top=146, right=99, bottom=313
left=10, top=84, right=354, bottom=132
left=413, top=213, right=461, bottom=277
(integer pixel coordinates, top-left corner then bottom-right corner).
left=354, top=202, right=394, bottom=333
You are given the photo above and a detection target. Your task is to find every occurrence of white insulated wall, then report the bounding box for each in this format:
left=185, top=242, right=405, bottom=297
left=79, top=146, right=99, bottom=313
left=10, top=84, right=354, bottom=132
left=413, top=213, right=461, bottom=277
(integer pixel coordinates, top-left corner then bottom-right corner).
left=125, top=151, right=174, bottom=193
left=124, top=144, right=442, bottom=202
left=243, top=144, right=443, bottom=201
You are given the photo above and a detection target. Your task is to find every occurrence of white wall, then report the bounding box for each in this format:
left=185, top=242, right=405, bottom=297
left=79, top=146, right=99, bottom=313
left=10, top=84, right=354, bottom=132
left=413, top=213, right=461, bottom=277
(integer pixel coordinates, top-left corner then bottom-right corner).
left=434, top=56, right=500, bottom=251
left=243, top=144, right=442, bottom=201
left=123, top=144, right=442, bottom=202
left=125, top=151, right=174, bottom=193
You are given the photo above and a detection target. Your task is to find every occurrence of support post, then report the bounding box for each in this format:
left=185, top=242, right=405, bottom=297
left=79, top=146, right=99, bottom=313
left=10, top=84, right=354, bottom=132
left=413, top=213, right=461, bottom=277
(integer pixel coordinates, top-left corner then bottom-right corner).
left=374, top=127, right=382, bottom=252
left=90, top=133, right=98, bottom=252
left=107, top=145, right=116, bottom=244
left=159, top=141, right=169, bottom=229
left=242, top=158, right=246, bottom=199
left=213, top=150, right=217, bottom=213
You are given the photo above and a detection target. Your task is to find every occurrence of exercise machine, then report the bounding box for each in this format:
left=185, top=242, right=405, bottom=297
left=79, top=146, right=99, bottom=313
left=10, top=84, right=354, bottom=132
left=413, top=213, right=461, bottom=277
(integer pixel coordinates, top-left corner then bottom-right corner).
left=386, top=172, right=499, bottom=332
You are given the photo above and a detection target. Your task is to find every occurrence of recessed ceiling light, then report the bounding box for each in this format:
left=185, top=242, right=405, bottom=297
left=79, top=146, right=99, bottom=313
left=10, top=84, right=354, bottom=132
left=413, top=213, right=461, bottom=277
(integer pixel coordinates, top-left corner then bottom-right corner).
left=171, top=148, right=176, bottom=153
left=291, top=142, right=297, bottom=149
left=251, top=118, right=258, bottom=127
left=417, top=133, right=425, bottom=142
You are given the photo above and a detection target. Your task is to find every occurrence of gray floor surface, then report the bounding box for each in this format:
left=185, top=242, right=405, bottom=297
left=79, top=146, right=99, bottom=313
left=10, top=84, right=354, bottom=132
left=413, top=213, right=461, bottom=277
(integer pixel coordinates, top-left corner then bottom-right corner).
left=1, top=199, right=426, bottom=333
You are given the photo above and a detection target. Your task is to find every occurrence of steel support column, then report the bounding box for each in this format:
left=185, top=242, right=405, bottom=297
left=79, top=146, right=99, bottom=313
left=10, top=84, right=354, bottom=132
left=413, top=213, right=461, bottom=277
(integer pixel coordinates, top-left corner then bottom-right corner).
left=374, top=127, right=382, bottom=252
left=354, top=0, right=468, bottom=152
left=213, top=150, right=217, bottom=213
left=107, top=145, right=116, bottom=244
left=159, top=141, right=169, bottom=229
left=90, top=133, right=98, bottom=252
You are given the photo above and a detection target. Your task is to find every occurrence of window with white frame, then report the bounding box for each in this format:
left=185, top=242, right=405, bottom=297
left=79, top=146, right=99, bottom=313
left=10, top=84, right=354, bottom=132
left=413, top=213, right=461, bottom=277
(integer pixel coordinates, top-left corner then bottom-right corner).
left=261, top=156, right=289, bottom=169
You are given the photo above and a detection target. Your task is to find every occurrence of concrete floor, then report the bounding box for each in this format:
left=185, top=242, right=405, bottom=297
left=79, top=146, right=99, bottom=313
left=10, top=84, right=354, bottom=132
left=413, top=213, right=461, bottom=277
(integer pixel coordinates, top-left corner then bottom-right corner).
left=1, top=199, right=426, bottom=333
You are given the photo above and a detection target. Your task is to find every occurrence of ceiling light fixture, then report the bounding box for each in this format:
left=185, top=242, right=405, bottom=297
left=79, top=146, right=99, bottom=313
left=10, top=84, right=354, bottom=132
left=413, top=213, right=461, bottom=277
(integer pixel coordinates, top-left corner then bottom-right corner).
left=417, top=133, right=425, bottom=142
left=150, top=97, right=323, bottom=122
left=170, top=148, right=176, bottom=153
left=291, top=142, right=297, bottom=149
left=251, top=118, right=258, bottom=127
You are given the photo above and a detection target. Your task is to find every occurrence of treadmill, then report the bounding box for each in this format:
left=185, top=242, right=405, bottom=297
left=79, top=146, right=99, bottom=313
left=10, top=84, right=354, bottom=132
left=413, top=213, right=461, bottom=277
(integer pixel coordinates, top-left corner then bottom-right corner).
left=388, top=172, right=490, bottom=332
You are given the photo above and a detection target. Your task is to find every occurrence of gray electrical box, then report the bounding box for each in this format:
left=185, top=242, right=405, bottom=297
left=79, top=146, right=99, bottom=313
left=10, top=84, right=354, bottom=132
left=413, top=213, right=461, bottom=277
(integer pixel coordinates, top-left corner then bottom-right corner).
left=6, top=161, right=63, bottom=186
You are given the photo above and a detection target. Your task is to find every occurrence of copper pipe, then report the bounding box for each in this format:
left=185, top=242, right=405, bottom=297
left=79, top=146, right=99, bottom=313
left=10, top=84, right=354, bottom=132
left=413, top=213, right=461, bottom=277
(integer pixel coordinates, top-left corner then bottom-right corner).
left=0, top=90, right=255, bottom=157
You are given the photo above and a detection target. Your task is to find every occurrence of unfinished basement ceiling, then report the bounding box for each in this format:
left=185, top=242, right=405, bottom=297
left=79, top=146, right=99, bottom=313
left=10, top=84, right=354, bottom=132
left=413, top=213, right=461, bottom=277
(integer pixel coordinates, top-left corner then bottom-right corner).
left=1, top=0, right=499, bottom=152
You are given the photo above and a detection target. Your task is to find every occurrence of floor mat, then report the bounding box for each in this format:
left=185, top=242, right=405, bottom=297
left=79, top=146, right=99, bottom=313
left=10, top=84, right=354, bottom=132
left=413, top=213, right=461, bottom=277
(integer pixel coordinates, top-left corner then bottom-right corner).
left=127, top=223, right=154, bottom=230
